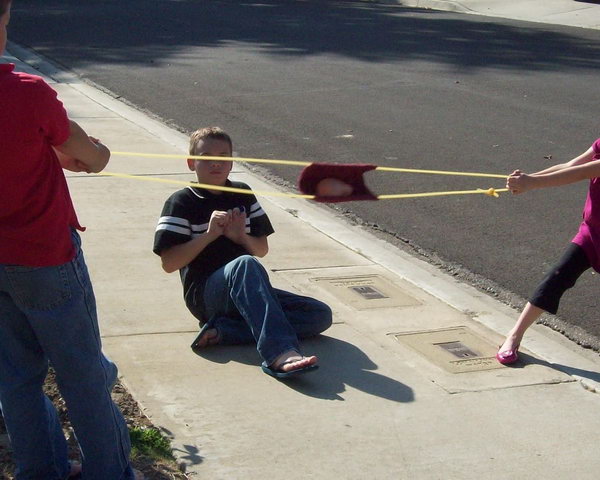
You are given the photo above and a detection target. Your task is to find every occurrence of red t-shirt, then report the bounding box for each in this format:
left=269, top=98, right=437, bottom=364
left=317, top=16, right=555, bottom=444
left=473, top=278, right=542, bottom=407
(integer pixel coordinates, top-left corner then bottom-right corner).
left=0, top=63, right=83, bottom=266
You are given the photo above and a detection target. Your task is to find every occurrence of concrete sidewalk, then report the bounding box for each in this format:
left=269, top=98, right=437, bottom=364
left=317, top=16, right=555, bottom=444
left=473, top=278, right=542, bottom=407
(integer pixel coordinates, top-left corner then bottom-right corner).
left=400, top=0, right=600, bottom=30
left=4, top=2, right=600, bottom=477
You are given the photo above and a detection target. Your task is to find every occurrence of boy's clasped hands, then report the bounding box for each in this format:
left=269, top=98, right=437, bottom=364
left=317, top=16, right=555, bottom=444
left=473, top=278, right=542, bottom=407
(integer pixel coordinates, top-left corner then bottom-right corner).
left=208, top=207, right=247, bottom=243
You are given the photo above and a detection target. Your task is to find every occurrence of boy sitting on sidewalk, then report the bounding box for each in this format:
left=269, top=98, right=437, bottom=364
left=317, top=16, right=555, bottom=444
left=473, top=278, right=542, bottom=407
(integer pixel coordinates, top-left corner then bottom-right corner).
left=153, top=127, right=332, bottom=378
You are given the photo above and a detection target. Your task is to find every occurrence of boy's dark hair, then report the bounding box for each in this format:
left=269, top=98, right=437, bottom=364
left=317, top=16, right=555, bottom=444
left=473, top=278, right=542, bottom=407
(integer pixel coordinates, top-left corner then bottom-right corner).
left=0, top=1, right=10, bottom=17
left=189, top=127, right=232, bottom=156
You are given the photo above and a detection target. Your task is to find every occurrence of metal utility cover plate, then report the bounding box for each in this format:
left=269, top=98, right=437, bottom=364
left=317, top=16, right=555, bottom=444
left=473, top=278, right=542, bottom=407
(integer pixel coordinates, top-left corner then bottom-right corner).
left=394, top=326, right=503, bottom=373
left=310, top=274, right=421, bottom=310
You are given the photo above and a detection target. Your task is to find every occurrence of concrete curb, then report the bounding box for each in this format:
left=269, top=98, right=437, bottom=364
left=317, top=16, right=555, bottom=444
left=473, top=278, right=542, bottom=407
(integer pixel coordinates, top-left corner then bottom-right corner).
left=399, top=0, right=473, bottom=14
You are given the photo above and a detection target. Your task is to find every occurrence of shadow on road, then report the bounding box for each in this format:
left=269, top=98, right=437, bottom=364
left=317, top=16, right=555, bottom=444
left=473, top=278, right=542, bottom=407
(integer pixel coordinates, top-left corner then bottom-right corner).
left=9, top=0, right=600, bottom=72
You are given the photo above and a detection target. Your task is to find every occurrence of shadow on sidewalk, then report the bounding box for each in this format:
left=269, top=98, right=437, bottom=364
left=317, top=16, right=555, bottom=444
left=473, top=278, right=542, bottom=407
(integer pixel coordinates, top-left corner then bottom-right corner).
left=155, top=425, right=204, bottom=467
left=502, top=351, right=600, bottom=385
left=194, top=335, right=415, bottom=403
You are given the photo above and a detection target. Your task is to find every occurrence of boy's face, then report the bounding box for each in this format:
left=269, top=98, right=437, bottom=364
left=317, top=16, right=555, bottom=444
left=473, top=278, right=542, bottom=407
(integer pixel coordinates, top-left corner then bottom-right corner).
left=0, top=4, right=10, bottom=55
left=187, top=137, right=233, bottom=189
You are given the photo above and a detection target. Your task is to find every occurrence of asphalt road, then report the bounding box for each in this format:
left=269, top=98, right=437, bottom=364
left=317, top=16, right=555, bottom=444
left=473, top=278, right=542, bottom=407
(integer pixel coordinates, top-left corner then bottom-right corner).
left=9, top=0, right=600, bottom=347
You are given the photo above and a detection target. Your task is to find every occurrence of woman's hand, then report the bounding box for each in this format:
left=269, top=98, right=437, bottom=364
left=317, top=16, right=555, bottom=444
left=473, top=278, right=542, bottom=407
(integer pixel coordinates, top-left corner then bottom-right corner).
left=506, top=170, right=534, bottom=194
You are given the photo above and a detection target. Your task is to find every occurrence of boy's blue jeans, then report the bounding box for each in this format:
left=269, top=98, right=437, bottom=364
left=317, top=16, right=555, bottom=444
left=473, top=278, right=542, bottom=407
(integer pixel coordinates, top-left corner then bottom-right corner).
left=0, top=231, right=134, bottom=480
left=202, top=255, right=332, bottom=367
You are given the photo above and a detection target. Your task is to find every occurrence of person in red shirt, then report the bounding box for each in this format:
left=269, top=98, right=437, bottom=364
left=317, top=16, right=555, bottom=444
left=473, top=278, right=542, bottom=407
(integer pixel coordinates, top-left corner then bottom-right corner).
left=0, top=2, right=141, bottom=478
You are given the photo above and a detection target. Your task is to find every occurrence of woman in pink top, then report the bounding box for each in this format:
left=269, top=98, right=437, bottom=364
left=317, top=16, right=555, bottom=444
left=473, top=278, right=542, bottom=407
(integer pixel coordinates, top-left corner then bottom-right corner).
left=497, top=138, right=600, bottom=365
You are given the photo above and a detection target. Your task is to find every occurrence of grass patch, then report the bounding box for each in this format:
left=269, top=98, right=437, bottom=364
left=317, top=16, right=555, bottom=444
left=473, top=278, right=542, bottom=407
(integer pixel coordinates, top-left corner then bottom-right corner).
left=129, top=427, right=175, bottom=461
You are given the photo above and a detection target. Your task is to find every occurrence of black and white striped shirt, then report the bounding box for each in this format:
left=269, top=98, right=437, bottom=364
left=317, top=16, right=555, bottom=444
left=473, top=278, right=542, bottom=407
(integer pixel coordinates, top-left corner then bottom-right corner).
left=153, top=181, right=274, bottom=313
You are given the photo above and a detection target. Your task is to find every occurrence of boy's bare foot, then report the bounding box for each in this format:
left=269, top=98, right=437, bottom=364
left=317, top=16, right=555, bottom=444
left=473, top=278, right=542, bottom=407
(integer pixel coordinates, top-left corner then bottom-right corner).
left=272, top=350, right=318, bottom=373
left=192, top=327, right=220, bottom=349
left=190, top=324, right=221, bottom=354
left=134, top=468, right=145, bottom=480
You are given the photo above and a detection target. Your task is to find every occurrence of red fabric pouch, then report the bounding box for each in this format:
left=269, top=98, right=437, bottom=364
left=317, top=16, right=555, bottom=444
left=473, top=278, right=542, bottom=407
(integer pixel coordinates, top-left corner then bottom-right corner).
left=297, top=163, right=378, bottom=203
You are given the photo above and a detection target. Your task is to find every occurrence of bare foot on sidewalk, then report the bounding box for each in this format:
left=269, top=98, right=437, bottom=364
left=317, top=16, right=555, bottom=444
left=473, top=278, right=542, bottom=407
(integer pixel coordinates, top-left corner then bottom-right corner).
left=272, top=350, right=318, bottom=373
left=195, top=327, right=220, bottom=348
left=191, top=325, right=221, bottom=353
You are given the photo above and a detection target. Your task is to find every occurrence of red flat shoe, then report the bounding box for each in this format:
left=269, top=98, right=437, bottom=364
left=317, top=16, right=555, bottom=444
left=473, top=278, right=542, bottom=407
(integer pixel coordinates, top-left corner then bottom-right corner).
left=496, top=347, right=519, bottom=365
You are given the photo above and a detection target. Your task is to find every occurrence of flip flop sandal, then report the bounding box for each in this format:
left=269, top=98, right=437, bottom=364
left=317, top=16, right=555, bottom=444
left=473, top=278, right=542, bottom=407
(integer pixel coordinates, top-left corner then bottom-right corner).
left=190, top=322, right=220, bottom=353
left=261, top=361, right=319, bottom=379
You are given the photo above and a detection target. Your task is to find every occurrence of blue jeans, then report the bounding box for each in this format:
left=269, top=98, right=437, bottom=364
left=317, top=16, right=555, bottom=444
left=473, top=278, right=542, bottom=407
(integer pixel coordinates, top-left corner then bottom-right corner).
left=202, top=255, right=332, bottom=366
left=0, top=231, right=134, bottom=480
